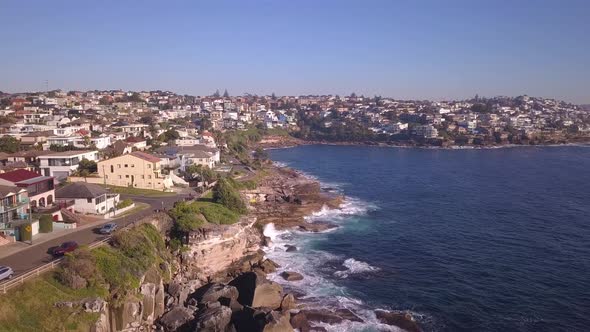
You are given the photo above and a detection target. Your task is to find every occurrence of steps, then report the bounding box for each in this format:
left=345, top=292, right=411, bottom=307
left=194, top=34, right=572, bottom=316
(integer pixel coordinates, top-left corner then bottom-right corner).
left=60, top=208, right=83, bottom=224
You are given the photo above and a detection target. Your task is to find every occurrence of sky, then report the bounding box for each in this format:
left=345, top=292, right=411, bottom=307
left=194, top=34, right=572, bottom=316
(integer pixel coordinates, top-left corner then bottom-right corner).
left=1, top=0, right=589, bottom=103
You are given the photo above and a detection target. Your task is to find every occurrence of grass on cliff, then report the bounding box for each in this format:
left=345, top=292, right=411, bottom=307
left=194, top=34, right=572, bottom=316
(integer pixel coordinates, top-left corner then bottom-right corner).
left=107, top=185, right=176, bottom=197
left=0, top=272, right=107, bottom=332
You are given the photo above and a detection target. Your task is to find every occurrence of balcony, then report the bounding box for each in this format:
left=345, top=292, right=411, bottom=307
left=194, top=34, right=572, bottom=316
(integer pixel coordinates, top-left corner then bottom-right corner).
left=32, top=200, right=75, bottom=214
left=0, top=198, right=29, bottom=213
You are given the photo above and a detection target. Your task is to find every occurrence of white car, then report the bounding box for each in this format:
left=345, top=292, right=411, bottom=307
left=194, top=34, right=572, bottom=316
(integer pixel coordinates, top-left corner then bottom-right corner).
left=0, top=266, right=14, bottom=281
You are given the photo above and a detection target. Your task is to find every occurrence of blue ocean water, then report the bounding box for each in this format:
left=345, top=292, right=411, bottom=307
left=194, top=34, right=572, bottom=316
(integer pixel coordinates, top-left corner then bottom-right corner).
left=267, top=145, right=590, bottom=332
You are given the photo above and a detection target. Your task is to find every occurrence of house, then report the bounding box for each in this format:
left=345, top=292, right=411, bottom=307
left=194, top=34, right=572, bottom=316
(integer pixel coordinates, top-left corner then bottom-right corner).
left=0, top=185, right=33, bottom=242
left=96, top=151, right=172, bottom=190
left=39, top=150, right=99, bottom=182
left=0, top=169, right=55, bottom=209
left=56, top=182, right=119, bottom=216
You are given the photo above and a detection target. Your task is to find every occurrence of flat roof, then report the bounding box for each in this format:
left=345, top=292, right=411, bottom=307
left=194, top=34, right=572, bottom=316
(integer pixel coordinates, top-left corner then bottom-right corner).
left=40, top=150, right=97, bottom=157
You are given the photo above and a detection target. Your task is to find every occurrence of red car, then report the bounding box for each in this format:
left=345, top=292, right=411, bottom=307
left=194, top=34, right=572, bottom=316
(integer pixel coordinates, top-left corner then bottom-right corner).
left=52, top=241, right=79, bottom=256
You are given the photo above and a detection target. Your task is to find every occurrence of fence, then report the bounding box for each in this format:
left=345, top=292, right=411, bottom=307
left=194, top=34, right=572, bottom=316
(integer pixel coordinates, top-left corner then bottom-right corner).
left=0, top=237, right=111, bottom=295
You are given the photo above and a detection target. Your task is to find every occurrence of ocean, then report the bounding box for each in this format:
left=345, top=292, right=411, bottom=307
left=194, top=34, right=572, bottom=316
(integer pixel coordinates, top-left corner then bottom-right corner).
left=265, top=144, right=590, bottom=332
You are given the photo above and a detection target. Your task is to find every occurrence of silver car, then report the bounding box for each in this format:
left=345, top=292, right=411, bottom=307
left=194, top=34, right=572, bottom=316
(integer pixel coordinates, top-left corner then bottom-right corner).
left=0, top=266, right=14, bottom=281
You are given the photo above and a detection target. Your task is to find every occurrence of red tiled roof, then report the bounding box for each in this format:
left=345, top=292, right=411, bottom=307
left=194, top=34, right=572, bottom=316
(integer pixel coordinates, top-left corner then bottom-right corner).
left=130, top=151, right=160, bottom=163
left=0, top=169, right=43, bottom=183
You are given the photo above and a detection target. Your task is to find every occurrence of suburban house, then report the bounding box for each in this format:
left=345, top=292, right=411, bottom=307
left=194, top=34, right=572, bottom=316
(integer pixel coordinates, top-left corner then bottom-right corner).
left=0, top=169, right=55, bottom=209
left=0, top=185, right=32, bottom=244
left=39, top=150, right=99, bottom=182
left=155, top=145, right=220, bottom=170
left=56, top=182, right=119, bottom=216
left=96, top=151, right=172, bottom=190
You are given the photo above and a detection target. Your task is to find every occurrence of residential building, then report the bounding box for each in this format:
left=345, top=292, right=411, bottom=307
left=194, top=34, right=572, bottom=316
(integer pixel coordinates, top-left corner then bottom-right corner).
left=56, top=182, right=120, bottom=215
left=0, top=169, right=55, bottom=209
left=97, top=151, right=172, bottom=190
left=0, top=185, right=31, bottom=241
left=39, top=150, right=99, bottom=181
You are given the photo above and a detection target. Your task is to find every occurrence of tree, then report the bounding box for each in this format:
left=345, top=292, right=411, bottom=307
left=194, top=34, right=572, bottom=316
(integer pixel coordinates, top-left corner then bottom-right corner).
left=186, top=164, right=217, bottom=183
left=158, top=129, right=180, bottom=142
left=212, top=178, right=246, bottom=214
left=223, top=89, right=229, bottom=98
left=0, top=136, right=20, bottom=153
left=78, top=158, right=97, bottom=176
left=271, top=92, right=277, bottom=100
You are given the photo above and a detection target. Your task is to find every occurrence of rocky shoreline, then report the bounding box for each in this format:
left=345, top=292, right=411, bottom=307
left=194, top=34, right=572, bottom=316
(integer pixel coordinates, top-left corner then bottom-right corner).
left=258, top=134, right=590, bottom=150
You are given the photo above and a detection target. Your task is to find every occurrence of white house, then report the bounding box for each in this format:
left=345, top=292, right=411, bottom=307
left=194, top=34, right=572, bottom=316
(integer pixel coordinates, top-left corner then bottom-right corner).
left=39, top=150, right=99, bottom=182
left=55, top=182, right=120, bottom=215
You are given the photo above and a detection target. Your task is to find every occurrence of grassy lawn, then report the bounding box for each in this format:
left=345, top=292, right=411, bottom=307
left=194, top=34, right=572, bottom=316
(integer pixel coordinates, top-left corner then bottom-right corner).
left=0, top=273, right=107, bottom=331
left=107, top=185, right=176, bottom=197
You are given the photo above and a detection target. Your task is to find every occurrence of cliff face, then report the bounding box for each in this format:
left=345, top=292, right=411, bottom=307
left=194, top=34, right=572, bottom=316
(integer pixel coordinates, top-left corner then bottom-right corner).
left=89, top=216, right=263, bottom=332
left=179, top=217, right=261, bottom=281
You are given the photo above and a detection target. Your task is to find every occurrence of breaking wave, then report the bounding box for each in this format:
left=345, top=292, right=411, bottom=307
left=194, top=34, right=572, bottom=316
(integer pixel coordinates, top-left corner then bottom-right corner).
left=334, top=258, right=381, bottom=279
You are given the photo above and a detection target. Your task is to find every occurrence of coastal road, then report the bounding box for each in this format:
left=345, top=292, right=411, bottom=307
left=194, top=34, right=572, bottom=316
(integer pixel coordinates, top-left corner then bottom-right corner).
left=0, top=193, right=186, bottom=278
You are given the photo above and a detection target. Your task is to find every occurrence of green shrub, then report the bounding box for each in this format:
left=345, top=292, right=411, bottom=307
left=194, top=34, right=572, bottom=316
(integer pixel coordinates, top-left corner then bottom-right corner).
left=39, top=214, right=53, bottom=233
left=200, top=203, right=239, bottom=225
left=116, top=199, right=133, bottom=209
left=212, top=178, right=247, bottom=214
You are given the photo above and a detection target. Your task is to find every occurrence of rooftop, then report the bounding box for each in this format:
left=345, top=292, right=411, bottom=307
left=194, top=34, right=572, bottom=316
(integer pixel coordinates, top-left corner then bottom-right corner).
left=39, top=150, right=97, bottom=157
left=0, top=169, right=44, bottom=183
left=55, top=182, right=107, bottom=199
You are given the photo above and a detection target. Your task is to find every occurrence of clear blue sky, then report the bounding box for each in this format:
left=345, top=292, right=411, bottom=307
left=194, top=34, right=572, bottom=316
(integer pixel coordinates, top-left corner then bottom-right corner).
left=1, top=0, right=589, bottom=103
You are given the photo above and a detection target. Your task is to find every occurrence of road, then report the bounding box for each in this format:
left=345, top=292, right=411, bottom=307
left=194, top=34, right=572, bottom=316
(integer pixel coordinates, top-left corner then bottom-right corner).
left=0, top=194, right=185, bottom=277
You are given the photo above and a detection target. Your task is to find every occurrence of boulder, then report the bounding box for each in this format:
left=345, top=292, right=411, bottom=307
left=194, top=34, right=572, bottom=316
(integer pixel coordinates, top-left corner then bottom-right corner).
left=289, top=312, right=311, bottom=332
left=280, top=271, right=303, bottom=281
left=262, top=310, right=294, bottom=332
left=229, top=272, right=272, bottom=307
left=303, top=309, right=343, bottom=325
left=158, top=306, right=195, bottom=331
left=263, top=236, right=272, bottom=247
left=83, top=298, right=106, bottom=313
left=259, top=259, right=280, bottom=273
left=297, top=223, right=337, bottom=233
left=375, top=310, right=421, bottom=332
left=280, top=294, right=296, bottom=311
left=252, top=282, right=283, bottom=309
left=194, top=302, right=233, bottom=332
left=284, top=245, right=297, bottom=252
left=193, top=283, right=239, bottom=306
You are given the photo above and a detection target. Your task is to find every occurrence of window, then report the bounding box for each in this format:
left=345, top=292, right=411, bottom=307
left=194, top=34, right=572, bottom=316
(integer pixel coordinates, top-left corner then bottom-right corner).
left=141, top=175, right=145, bottom=179
left=131, top=164, right=135, bottom=168
left=87, top=198, right=92, bottom=203
left=118, top=164, right=121, bottom=168
left=147, top=164, right=151, bottom=169
left=148, top=175, right=151, bottom=179
left=124, top=164, right=128, bottom=168
left=110, top=165, right=114, bottom=173
left=118, top=175, right=122, bottom=179
left=125, top=175, right=129, bottom=178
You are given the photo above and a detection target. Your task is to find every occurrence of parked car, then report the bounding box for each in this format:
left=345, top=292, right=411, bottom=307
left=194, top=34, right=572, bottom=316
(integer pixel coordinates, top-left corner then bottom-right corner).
left=99, top=223, right=118, bottom=235
left=0, top=266, right=14, bottom=281
left=52, top=241, right=79, bottom=256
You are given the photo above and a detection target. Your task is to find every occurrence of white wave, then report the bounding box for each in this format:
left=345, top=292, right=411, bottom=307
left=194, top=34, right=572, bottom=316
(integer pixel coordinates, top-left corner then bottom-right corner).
left=334, top=258, right=381, bottom=279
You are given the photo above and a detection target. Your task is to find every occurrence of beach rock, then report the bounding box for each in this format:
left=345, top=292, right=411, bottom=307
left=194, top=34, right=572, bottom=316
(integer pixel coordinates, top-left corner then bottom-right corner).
left=375, top=310, right=421, bottom=332
left=280, top=294, right=296, bottom=311
left=303, top=309, right=343, bottom=325
left=230, top=272, right=283, bottom=309
left=334, top=308, right=364, bottom=322
left=194, top=302, right=233, bottom=332
left=262, top=310, right=294, bottom=332
left=280, top=271, right=303, bottom=281
left=252, top=282, right=283, bottom=309
left=193, top=283, right=239, bottom=306
left=290, top=312, right=312, bottom=332
left=285, top=245, right=298, bottom=252
left=297, top=223, right=337, bottom=233
left=158, top=306, right=194, bottom=331
left=259, top=259, right=280, bottom=273
left=82, top=298, right=106, bottom=313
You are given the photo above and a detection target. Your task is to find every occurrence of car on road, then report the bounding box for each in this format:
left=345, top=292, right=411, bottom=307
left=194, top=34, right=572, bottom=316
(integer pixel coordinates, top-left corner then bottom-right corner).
left=99, top=222, right=118, bottom=234
left=52, top=241, right=79, bottom=256
left=0, top=266, right=14, bottom=281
